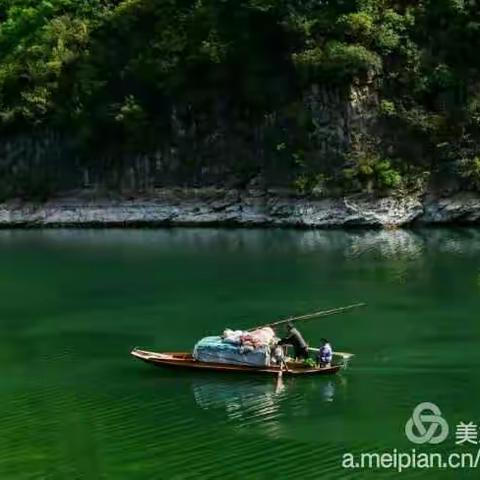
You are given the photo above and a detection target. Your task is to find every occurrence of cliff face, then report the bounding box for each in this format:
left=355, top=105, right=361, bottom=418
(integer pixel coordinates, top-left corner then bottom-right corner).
left=1, top=81, right=480, bottom=228
left=2, top=0, right=480, bottom=218
left=0, top=83, right=376, bottom=196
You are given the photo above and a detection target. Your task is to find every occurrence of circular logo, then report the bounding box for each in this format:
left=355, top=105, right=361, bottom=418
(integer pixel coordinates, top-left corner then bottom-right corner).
left=405, top=402, right=449, bottom=445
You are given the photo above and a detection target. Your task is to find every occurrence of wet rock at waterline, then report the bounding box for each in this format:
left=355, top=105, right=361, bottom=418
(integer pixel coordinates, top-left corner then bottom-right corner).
left=1, top=189, right=480, bottom=228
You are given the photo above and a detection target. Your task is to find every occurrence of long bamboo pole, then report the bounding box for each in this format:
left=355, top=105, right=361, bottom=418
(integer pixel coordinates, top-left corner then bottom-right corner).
left=249, top=303, right=366, bottom=331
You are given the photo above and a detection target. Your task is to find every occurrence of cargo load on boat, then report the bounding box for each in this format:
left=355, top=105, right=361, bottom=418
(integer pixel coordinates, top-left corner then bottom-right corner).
left=193, top=327, right=277, bottom=367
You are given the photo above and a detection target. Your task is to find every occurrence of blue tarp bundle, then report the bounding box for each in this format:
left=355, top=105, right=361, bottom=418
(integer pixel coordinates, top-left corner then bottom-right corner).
left=193, top=336, right=270, bottom=367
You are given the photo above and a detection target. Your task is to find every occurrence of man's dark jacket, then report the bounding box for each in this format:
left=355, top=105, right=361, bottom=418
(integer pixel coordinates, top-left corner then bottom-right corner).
left=278, top=327, right=308, bottom=356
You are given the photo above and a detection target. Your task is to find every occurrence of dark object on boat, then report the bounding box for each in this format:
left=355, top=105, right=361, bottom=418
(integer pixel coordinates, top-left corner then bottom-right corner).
left=131, top=349, right=351, bottom=376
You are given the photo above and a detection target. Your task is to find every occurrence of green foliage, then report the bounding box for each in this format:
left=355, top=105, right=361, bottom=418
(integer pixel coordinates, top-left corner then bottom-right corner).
left=293, top=173, right=327, bottom=195
left=0, top=0, right=387, bottom=134
left=324, top=42, right=382, bottom=78
left=293, top=42, right=381, bottom=83
left=338, top=12, right=375, bottom=41
left=379, top=100, right=396, bottom=117
left=430, top=64, right=456, bottom=90
left=303, top=358, right=317, bottom=368
left=459, top=157, right=480, bottom=190
left=1, top=0, right=480, bottom=196
left=343, top=152, right=403, bottom=193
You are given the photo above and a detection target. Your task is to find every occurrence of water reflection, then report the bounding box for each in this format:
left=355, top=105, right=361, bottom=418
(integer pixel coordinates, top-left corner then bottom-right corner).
left=345, top=229, right=424, bottom=260
left=3, top=227, right=480, bottom=259
left=192, top=375, right=346, bottom=419
left=192, top=377, right=283, bottom=414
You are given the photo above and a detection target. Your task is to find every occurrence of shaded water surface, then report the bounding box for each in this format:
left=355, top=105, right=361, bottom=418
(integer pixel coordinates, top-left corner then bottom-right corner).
left=0, top=228, right=479, bottom=479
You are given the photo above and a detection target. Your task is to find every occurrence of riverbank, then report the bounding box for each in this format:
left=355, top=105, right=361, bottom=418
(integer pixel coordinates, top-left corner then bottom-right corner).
left=1, top=189, right=480, bottom=228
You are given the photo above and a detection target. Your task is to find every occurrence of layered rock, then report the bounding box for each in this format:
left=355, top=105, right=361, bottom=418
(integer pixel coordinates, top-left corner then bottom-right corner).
left=1, top=189, right=479, bottom=228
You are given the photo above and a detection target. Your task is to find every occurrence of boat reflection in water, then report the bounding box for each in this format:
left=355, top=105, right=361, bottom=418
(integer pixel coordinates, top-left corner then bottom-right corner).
left=193, top=377, right=283, bottom=413
left=192, top=374, right=347, bottom=435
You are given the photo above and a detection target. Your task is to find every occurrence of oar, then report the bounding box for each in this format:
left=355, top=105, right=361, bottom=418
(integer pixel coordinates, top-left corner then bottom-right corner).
left=275, top=363, right=285, bottom=393
left=249, top=303, right=366, bottom=331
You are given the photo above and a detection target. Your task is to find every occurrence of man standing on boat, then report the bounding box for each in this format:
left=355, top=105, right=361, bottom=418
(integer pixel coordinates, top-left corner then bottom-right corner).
left=278, top=323, right=309, bottom=360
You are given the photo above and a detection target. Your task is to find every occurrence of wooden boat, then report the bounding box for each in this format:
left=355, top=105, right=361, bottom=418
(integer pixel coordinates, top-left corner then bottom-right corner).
left=131, top=348, right=352, bottom=376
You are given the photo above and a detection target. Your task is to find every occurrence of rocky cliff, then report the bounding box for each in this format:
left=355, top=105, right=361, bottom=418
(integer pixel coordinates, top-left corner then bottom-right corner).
left=1, top=83, right=479, bottom=228
left=1, top=189, right=479, bottom=228
left=0, top=83, right=376, bottom=196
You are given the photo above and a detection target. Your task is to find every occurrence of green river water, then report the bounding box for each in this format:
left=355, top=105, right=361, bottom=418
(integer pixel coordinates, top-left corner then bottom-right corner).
left=1, top=228, right=479, bottom=480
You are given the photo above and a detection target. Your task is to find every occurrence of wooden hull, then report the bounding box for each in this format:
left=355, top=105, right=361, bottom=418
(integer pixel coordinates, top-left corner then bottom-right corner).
left=131, top=349, right=344, bottom=376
